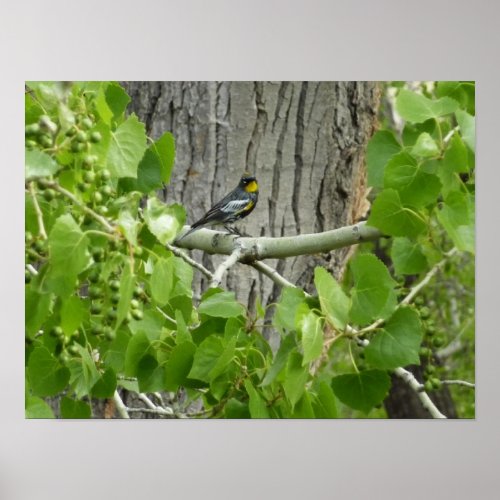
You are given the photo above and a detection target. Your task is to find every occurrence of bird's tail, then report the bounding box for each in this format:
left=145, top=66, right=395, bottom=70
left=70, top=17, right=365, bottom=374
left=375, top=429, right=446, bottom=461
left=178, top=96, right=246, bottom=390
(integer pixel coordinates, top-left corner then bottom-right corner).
left=175, top=225, right=200, bottom=242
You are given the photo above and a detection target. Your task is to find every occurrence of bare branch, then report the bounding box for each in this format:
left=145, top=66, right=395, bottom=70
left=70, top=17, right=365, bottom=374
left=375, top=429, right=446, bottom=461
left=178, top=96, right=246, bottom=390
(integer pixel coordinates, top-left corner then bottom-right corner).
left=38, top=179, right=115, bottom=233
left=393, top=367, right=447, bottom=419
left=166, top=243, right=214, bottom=279
left=251, top=261, right=296, bottom=289
left=210, top=246, right=242, bottom=288
left=113, top=390, right=130, bottom=419
left=441, top=379, right=475, bottom=389
left=175, top=221, right=382, bottom=260
left=28, top=182, right=47, bottom=239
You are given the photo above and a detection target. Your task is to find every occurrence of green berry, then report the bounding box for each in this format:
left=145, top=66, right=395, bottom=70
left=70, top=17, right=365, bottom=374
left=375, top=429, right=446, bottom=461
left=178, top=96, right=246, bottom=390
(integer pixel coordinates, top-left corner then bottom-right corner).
left=111, top=292, right=120, bottom=305
left=43, top=189, right=56, bottom=201
left=432, top=336, right=445, bottom=348
left=50, top=326, right=64, bottom=338
left=68, top=344, right=80, bottom=356
left=92, top=247, right=105, bottom=262
left=419, top=306, right=430, bottom=320
left=99, top=169, right=111, bottom=181
left=76, top=130, right=88, bottom=143
left=88, top=285, right=103, bottom=299
left=33, top=239, right=47, bottom=253
left=82, top=154, right=97, bottom=168
left=26, top=139, right=37, bottom=149
left=91, top=324, right=103, bottom=336
left=133, top=286, right=143, bottom=298
left=425, top=364, right=436, bottom=375
left=90, top=302, right=102, bottom=314
left=83, top=171, right=96, bottom=183
left=25, top=123, right=41, bottom=135
left=90, top=131, right=102, bottom=143
left=104, top=328, right=116, bottom=341
left=71, top=141, right=85, bottom=153
left=93, top=191, right=103, bottom=204
left=109, top=280, right=120, bottom=291
left=419, top=347, right=431, bottom=357
left=65, top=126, right=77, bottom=137
left=77, top=182, right=90, bottom=192
left=106, top=309, right=118, bottom=321
left=97, top=206, right=108, bottom=215
left=100, top=185, right=113, bottom=197
left=424, top=380, right=434, bottom=392
left=130, top=299, right=140, bottom=310
left=39, top=134, right=53, bottom=148
left=25, top=231, right=34, bottom=243
left=81, top=117, right=93, bottom=130
left=431, top=378, right=442, bottom=390
left=131, top=309, right=143, bottom=321
left=88, top=269, right=101, bottom=283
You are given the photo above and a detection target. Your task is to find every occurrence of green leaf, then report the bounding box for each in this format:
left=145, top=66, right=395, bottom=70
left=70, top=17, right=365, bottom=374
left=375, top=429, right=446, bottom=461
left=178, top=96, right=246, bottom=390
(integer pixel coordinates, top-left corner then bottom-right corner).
left=298, top=310, right=324, bottom=365
left=164, top=342, right=196, bottom=391
left=391, top=237, right=428, bottom=275
left=224, top=398, right=250, bottom=418
left=188, top=335, right=223, bottom=382
left=291, top=391, right=315, bottom=418
left=314, top=267, right=350, bottom=330
left=25, top=289, right=53, bottom=338
left=150, top=257, right=174, bottom=306
left=368, top=188, right=427, bottom=237
left=136, top=355, right=164, bottom=393
left=244, top=380, right=270, bottom=418
left=105, top=82, right=131, bottom=119
left=144, top=197, right=186, bottom=244
left=60, top=295, right=85, bottom=337
left=198, top=291, right=245, bottom=318
left=152, top=132, right=176, bottom=184
left=28, top=347, right=70, bottom=397
left=437, top=134, right=469, bottom=196
left=273, top=287, right=306, bottom=332
left=60, top=397, right=91, bottom=419
left=135, top=148, right=163, bottom=193
left=91, top=368, right=117, bottom=398
left=124, top=332, right=151, bottom=376
left=311, top=382, right=338, bottom=418
left=175, top=309, right=192, bottom=343
left=107, top=114, right=147, bottom=178
left=365, top=307, right=423, bottom=370
left=436, top=191, right=475, bottom=253
left=67, top=345, right=101, bottom=398
left=47, top=213, right=91, bottom=279
left=210, top=336, right=237, bottom=380
left=396, top=89, right=459, bottom=123
left=260, top=333, right=296, bottom=386
left=411, top=132, right=440, bottom=158
left=283, top=352, right=308, bottom=410
left=128, top=309, right=165, bottom=341
left=384, top=152, right=442, bottom=208
left=331, top=370, right=391, bottom=413
left=104, top=329, right=130, bottom=372
left=366, top=130, right=401, bottom=188
left=25, top=395, right=55, bottom=418
left=25, top=149, right=59, bottom=179
left=171, top=256, right=194, bottom=297
left=349, top=254, right=397, bottom=325
left=116, top=262, right=134, bottom=327
left=455, top=109, right=475, bottom=153
left=117, top=209, right=140, bottom=246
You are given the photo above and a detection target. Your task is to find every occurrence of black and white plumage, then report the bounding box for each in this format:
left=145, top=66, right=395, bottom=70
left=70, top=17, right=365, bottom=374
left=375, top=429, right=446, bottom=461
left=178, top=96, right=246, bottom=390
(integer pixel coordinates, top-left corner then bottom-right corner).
left=177, top=173, right=259, bottom=240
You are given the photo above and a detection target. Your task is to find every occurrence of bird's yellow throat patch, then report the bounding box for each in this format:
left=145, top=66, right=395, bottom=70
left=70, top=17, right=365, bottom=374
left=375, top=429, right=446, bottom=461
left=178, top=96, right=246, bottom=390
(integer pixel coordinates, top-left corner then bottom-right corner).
left=245, top=180, right=258, bottom=193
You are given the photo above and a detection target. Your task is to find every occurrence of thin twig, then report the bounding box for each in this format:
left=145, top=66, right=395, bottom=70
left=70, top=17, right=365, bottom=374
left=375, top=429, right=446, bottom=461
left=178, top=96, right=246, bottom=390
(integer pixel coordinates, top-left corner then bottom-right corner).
left=393, top=367, right=447, bottom=419
left=28, top=182, right=47, bottom=239
left=441, top=380, right=475, bottom=389
left=155, top=306, right=177, bottom=325
left=136, top=394, right=174, bottom=416
left=113, top=390, right=130, bottom=419
left=26, top=264, right=39, bottom=276
left=210, top=246, right=242, bottom=287
left=251, top=261, right=294, bottom=289
left=39, top=179, right=115, bottom=233
left=166, top=243, right=213, bottom=279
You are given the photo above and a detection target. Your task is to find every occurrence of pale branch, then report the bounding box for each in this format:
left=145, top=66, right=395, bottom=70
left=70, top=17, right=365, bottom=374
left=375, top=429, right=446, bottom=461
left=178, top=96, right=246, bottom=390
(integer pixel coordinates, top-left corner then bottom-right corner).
left=251, top=261, right=298, bottom=290
left=137, top=393, right=174, bottom=416
left=441, top=379, right=475, bottom=389
left=28, top=182, right=48, bottom=239
left=393, top=367, right=447, bottom=419
left=210, top=246, right=243, bottom=288
left=113, top=390, right=130, bottom=419
left=155, top=306, right=177, bottom=325
left=166, top=243, right=214, bottom=279
left=26, top=264, right=39, bottom=276
left=175, top=221, right=382, bottom=260
left=38, top=179, right=115, bottom=233
left=125, top=407, right=173, bottom=416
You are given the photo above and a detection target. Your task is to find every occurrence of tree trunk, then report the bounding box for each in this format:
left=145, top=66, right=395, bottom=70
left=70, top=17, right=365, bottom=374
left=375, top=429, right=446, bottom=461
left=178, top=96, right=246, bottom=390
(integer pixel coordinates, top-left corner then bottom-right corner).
left=122, top=81, right=379, bottom=311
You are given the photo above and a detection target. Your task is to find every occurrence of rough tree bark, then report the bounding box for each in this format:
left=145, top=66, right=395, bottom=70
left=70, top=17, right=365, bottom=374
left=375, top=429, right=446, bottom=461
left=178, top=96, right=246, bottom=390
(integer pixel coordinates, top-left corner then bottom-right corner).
left=122, top=81, right=379, bottom=311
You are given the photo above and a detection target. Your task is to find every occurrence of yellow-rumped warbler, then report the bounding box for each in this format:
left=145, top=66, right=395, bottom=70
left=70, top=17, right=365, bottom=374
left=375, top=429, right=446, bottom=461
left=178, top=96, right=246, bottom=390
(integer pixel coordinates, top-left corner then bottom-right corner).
left=178, top=172, right=259, bottom=240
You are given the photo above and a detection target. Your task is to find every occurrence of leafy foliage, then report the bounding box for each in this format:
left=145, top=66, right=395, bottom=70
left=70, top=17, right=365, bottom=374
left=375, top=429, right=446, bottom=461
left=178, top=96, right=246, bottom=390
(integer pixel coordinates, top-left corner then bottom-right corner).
left=25, top=81, right=474, bottom=419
